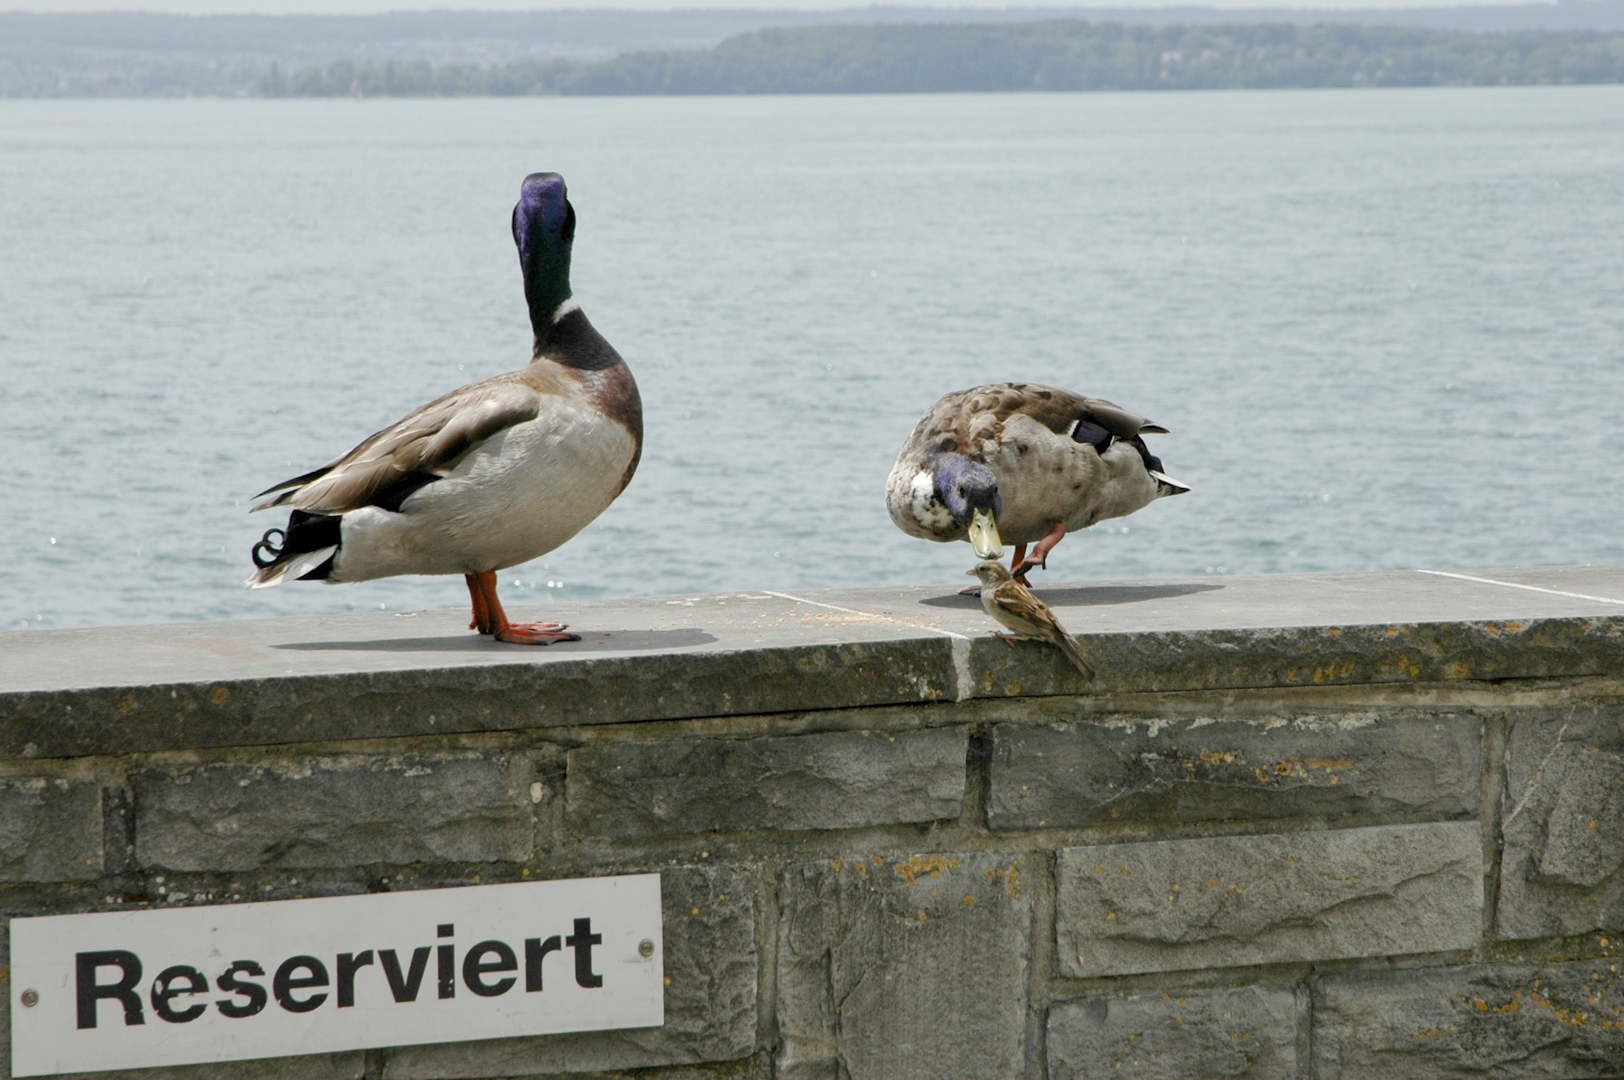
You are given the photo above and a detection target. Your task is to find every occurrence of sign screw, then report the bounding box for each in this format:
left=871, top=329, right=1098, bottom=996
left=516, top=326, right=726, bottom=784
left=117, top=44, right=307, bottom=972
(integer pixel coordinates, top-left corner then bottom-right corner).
left=20, top=990, right=38, bottom=1008
left=638, top=939, right=655, bottom=958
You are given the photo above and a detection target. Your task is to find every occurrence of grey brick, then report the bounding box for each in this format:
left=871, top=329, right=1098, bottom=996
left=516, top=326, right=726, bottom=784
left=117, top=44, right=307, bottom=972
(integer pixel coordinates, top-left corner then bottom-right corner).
left=1056, top=822, right=1482, bottom=977
left=566, top=727, right=967, bottom=838
left=134, top=754, right=535, bottom=871
left=1047, top=985, right=1306, bottom=1080
left=775, top=851, right=1031, bottom=1080
left=988, top=711, right=1480, bottom=830
left=1497, top=707, right=1624, bottom=939
left=1313, top=961, right=1624, bottom=1079
left=37, top=1055, right=367, bottom=1080
left=0, top=777, right=101, bottom=882
left=383, top=864, right=756, bottom=1078
left=512, top=1055, right=769, bottom=1080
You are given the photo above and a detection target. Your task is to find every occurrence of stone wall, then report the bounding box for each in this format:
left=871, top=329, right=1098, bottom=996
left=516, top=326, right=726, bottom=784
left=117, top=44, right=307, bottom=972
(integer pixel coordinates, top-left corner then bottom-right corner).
left=4, top=569, right=1624, bottom=1078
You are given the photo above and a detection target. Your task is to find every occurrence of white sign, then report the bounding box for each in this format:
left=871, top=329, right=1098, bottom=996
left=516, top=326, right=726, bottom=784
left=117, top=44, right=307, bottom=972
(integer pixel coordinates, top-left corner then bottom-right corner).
left=9, top=874, right=663, bottom=1077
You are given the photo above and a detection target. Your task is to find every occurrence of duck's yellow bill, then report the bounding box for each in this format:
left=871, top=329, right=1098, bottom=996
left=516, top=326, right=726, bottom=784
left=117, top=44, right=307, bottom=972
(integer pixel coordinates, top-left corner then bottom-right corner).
left=968, top=507, right=1003, bottom=559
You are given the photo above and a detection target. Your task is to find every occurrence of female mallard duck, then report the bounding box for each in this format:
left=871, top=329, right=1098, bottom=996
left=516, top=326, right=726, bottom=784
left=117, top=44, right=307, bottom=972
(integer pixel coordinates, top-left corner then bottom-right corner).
left=246, top=172, right=642, bottom=645
left=886, top=383, right=1186, bottom=586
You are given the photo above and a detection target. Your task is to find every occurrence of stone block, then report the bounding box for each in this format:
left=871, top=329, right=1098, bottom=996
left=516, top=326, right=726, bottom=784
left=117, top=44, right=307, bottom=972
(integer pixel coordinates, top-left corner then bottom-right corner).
left=988, top=711, right=1480, bottom=829
left=42, top=1055, right=367, bottom=1080
left=0, top=777, right=102, bottom=882
left=1313, top=961, right=1624, bottom=1078
left=1056, top=822, right=1482, bottom=977
left=566, top=728, right=967, bottom=838
left=519, top=1056, right=769, bottom=1080
left=134, top=753, right=535, bottom=871
left=382, top=864, right=756, bottom=1078
left=1047, top=985, right=1306, bottom=1079
left=965, top=614, right=1624, bottom=700
left=1497, top=706, right=1624, bottom=939
left=775, top=852, right=1031, bottom=1080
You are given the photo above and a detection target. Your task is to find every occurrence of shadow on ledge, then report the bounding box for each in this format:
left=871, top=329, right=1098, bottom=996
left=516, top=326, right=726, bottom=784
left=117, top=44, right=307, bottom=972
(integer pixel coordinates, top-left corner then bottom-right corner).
left=274, top=628, right=720, bottom=653
left=919, top=582, right=1226, bottom=610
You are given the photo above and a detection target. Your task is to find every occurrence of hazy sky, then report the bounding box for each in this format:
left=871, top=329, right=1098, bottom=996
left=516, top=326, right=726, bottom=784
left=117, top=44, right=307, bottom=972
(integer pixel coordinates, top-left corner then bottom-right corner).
left=2, top=0, right=1552, bottom=14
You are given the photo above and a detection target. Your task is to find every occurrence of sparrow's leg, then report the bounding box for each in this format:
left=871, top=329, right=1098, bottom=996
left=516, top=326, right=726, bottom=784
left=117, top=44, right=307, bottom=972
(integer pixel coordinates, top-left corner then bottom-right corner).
left=1014, top=523, right=1066, bottom=581
left=469, top=571, right=577, bottom=645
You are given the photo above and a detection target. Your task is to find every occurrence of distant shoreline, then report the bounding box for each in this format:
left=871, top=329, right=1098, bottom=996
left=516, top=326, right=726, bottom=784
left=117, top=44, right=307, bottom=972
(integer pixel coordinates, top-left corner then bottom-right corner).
left=5, top=11, right=1624, bottom=97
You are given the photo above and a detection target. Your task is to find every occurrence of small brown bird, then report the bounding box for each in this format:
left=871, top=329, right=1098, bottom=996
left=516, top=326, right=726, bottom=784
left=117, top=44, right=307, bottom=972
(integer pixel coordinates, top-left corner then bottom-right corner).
left=968, top=561, right=1094, bottom=680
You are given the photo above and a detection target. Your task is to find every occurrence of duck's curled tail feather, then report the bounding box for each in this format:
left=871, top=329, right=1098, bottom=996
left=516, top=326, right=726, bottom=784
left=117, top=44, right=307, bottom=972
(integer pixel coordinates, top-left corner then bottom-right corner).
left=246, top=510, right=341, bottom=588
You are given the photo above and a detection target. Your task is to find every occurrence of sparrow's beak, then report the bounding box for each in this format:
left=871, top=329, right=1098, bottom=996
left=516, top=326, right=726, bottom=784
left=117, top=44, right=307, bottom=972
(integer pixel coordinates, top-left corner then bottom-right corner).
left=968, top=507, right=1003, bottom=559
left=965, top=567, right=979, bottom=576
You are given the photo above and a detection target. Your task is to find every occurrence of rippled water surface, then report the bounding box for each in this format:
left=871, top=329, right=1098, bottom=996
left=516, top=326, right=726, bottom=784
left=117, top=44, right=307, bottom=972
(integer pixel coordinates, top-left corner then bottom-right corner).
left=3, top=88, right=1622, bottom=630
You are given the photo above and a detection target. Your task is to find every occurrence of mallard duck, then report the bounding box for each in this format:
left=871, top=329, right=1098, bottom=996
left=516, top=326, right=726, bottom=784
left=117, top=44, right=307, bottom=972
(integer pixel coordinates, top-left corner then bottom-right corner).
left=968, top=560, right=1093, bottom=680
left=886, top=383, right=1186, bottom=586
left=246, top=172, right=642, bottom=645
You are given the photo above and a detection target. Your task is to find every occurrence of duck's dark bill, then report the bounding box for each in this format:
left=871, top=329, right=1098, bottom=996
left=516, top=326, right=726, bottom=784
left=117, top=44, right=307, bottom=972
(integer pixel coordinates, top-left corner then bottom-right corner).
left=969, top=507, right=1004, bottom=559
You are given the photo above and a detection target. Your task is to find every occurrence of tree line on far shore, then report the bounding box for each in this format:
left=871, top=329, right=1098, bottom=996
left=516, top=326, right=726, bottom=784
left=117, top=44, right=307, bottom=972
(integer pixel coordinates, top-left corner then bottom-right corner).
left=256, top=21, right=1624, bottom=96
left=6, top=19, right=1623, bottom=97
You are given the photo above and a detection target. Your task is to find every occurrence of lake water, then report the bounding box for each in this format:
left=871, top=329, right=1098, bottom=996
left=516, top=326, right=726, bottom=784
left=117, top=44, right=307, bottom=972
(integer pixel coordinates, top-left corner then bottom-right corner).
left=3, top=87, right=1622, bottom=631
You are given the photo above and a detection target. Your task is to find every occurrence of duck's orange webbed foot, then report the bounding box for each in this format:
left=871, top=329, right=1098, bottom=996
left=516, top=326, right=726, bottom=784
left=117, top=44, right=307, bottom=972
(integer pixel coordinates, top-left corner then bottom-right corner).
left=466, top=571, right=574, bottom=644
left=1012, top=526, right=1065, bottom=583
left=1008, top=542, right=1032, bottom=587
left=493, top=624, right=581, bottom=646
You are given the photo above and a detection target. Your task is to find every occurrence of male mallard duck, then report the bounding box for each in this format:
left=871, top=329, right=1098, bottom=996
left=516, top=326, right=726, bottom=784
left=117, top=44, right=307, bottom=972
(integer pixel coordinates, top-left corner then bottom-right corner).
left=886, top=383, right=1186, bottom=586
left=246, top=172, right=642, bottom=645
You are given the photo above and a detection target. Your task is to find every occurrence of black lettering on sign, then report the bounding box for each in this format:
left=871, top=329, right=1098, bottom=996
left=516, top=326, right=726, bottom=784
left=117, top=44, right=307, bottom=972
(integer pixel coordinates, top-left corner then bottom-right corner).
left=75, top=951, right=144, bottom=1029
left=379, top=947, right=431, bottom=1003
left=215, top=960, right=268, bottom=1019
left=524, top=936, right=561, bottom=992
left=462, top=940, right=517, bottom=997
left=151, top=965, right=208, bottom=1024
left=336, top=951, right=375, bottom=1008
left=566, top=918, right=603, bottom=989
left=437, top=943, right=455, bottom=1000
left=437, top=923, right=455, bottom=1000
left=273, top=956, right=329, bottom=1013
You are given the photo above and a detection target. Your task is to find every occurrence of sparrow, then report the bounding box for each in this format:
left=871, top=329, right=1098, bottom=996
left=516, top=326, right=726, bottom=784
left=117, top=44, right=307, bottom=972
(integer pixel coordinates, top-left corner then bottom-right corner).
left=967, top=560, right=1094, bottom=681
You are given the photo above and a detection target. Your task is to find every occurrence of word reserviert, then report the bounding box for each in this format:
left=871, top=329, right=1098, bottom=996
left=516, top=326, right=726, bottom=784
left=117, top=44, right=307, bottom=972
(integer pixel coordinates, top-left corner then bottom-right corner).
left=9, top=874, right=663, bottom=1077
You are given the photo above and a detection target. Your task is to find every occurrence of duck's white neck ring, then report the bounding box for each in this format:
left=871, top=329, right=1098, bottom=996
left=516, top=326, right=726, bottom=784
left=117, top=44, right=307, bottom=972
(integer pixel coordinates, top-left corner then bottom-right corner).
left=550, top=297, right=581, bottom=324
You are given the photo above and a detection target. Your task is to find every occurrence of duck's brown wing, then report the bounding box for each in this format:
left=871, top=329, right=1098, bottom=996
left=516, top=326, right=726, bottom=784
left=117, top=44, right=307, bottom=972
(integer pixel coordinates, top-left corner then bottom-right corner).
left=251, top=374, right=543, bottom=514
left=918, top=383, right=1168, bottom=460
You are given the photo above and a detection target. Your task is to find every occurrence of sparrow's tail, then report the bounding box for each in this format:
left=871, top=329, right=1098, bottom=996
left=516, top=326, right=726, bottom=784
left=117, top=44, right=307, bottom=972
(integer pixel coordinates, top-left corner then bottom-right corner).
left=1054, top=633, right=1095, bottom=682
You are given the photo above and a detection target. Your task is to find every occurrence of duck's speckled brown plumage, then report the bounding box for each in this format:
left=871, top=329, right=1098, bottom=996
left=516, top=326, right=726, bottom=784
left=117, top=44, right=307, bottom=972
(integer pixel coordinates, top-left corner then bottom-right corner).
left=886, top=381, right=1180, bottom=547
